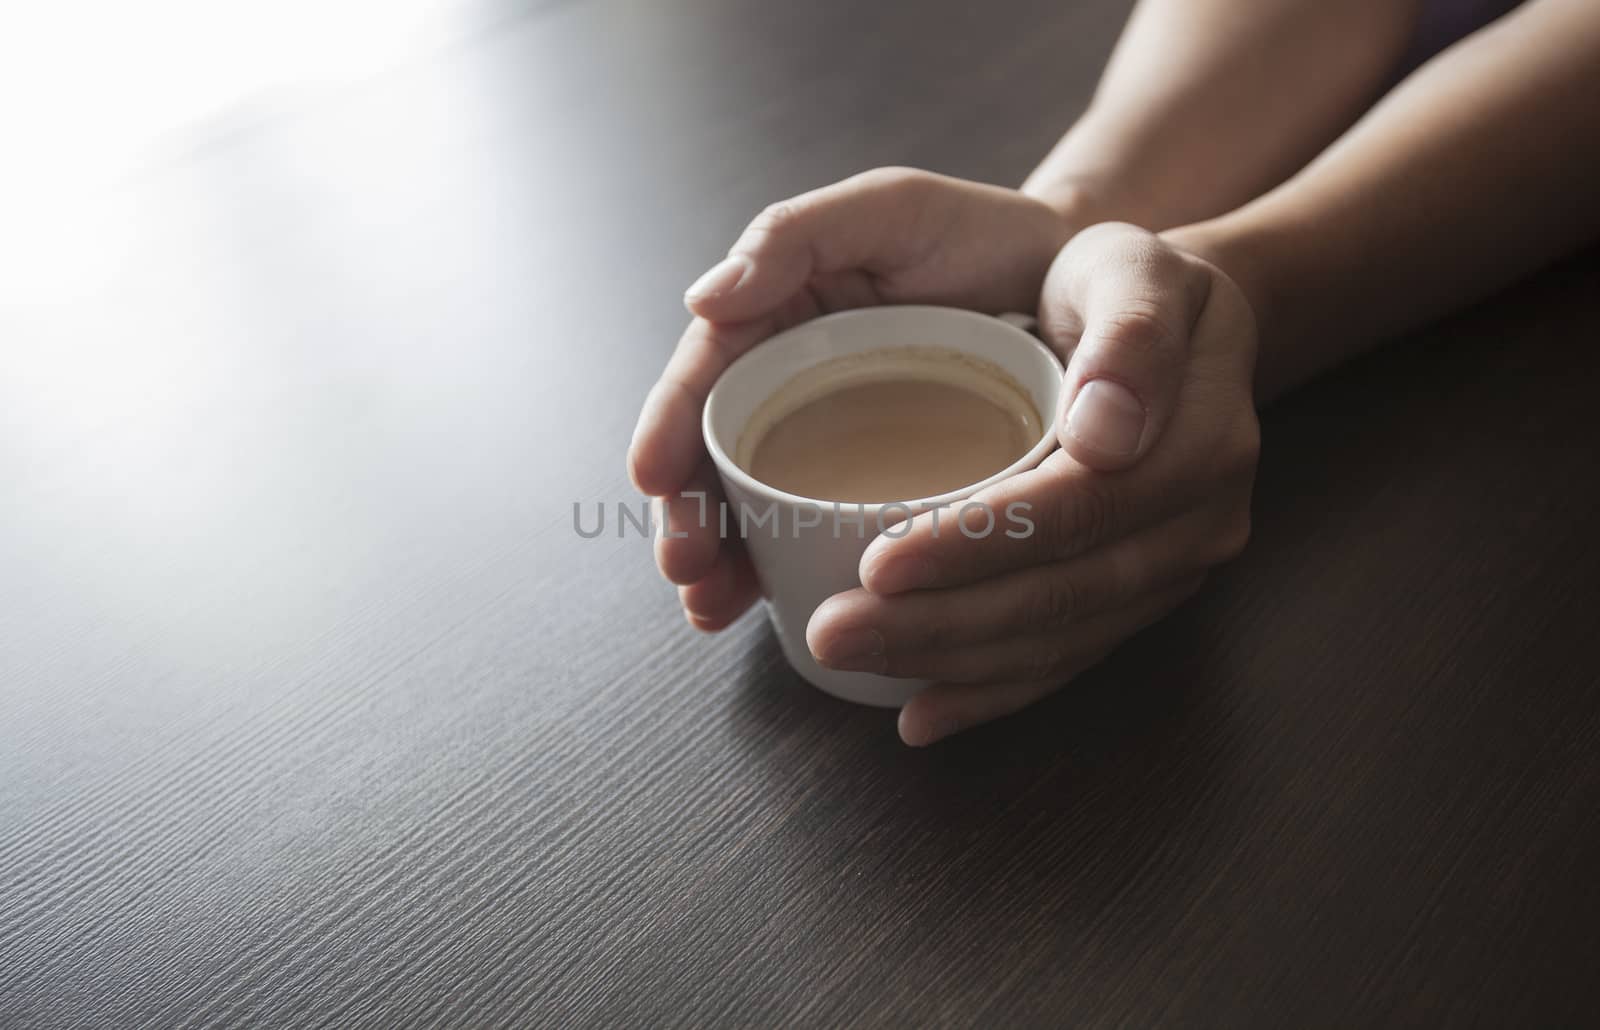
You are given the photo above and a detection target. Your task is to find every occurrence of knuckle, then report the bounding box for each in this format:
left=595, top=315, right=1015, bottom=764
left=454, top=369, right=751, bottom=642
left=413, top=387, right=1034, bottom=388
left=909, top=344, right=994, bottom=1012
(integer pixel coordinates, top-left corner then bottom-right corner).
left=1075, top=220, right=1156, bottom=252
left=881, top=650, right=930, bottom=680
left=1022, top=574, right=1079, bottom=631
left=1039, top=309, right=1085, bottom=355
left=1082, top=224, right=1181, bottom=278
left=1095, top=304, right=1180, bottom=359
left=747, top=199, right=801, bottom=239
left=1200, top=406, right=1259, bottom=489
left=1222, top=414, right=1262, bottom=495
left=1019, top=641, right=1070, bottom=683
left=910, top=616, right=956, bottom=654
left=1232, top=410, right=1262, bottom=467
left=1122, top=231, right=1187, bottom=280
left=1043, top=483, right=1115, bottom=556
left=1231, top=512, right=1254, bottom=558
left=1209, top=509, right=1253, bottom=565
left=854, top=165, right=931, bottom=193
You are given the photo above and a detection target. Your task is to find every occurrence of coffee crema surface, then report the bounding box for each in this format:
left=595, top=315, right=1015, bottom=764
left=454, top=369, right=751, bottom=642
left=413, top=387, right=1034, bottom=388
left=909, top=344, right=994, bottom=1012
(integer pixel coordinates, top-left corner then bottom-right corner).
left=738, top=346, right=1044, bottom=504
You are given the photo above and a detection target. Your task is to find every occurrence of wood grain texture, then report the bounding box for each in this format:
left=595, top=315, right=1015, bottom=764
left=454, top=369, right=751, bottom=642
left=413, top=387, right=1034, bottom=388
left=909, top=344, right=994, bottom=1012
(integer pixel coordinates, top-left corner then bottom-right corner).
left=3, top=0, right=1598, bottom=1026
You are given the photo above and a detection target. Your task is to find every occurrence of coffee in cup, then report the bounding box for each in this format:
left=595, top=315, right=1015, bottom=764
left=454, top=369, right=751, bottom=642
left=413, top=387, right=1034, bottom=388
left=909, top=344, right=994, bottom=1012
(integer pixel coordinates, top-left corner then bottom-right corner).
left=739, top=346, right=1044, bottom=504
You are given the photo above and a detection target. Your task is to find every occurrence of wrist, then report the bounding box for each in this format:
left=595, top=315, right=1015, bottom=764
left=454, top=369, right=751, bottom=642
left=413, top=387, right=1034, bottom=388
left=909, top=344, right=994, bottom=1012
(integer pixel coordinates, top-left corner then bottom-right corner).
left=1022, top=111, right=1169, bottom=231
left=1164, top=215, right=1289, bottom=403
left=1021, top=174, right=1108, bottom=225
left=1163, top=219, right=1270, bottom=321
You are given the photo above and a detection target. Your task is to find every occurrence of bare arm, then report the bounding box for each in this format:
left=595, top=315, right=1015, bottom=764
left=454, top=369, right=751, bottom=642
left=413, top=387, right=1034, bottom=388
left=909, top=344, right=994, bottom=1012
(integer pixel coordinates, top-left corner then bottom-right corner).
left=1024, top=0, right=1424, bottom=229
left=1165, top=0, right=1600, bottom=401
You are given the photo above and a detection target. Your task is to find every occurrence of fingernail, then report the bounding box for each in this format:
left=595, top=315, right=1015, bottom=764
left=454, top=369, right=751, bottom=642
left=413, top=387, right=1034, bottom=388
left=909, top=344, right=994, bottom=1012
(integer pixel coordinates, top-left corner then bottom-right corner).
left=684, top=254, right=752, bottom=303
left=864, top=554, right=933, bottom=594
left=898, top=709, right=956, bottom=747
left=815, top=628, right=884, bottom=672
left=1065, top=379, right=1146, bottom=458
left=685, top=610, right=721, bottom=633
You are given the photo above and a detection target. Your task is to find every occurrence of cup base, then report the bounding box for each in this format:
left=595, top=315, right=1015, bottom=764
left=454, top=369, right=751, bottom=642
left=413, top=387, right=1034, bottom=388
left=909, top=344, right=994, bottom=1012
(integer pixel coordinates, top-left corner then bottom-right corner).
left=770, top=620, right=925, bottom=708
left=804, top=670, right=926, bottom=709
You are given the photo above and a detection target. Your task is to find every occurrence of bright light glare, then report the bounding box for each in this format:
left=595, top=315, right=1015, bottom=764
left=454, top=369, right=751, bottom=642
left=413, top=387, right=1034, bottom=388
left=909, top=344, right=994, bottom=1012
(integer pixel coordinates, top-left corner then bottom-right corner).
left=0, top=0, right=463, bottom=196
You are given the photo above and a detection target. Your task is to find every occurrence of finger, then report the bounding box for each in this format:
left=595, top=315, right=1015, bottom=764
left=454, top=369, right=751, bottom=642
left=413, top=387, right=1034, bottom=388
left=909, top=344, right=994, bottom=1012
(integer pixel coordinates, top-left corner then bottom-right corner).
left=810, top=507, right=1223, bottom=668
left=682, top=167, right=945, bottom=324
left=653, top=461, right=725, bottom=586
left=1041, top=223, right=1211, bottom=471
left=897, top=578, right=1204, bottom=745
left=859, top=445, right=1197, bottom=595
left=628, top=316, right=781, bottom=497
left=679, top=545, right=760, bottom=632
left=872, top=576, right=1202, bottom=684
left=898, top=679, right=1066, bottom=748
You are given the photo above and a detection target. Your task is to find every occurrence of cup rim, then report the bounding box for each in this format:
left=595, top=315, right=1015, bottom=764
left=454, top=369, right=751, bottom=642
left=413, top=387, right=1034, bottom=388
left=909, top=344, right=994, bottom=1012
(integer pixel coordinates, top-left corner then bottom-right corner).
left=702, top=305, right=1064, bottom=514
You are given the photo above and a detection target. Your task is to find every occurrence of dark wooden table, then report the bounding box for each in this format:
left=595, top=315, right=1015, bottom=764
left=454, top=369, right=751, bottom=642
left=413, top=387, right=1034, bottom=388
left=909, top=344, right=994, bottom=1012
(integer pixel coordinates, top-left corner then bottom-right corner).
left=4, top=0, right=1598, bottom=1025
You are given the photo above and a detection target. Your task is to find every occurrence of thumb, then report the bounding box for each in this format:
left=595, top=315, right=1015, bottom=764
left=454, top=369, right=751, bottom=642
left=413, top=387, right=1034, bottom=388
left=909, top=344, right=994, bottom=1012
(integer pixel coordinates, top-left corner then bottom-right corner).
left=1042, top=223, right=1211, bottom=471
left=682, top=167, right=941, bottom=324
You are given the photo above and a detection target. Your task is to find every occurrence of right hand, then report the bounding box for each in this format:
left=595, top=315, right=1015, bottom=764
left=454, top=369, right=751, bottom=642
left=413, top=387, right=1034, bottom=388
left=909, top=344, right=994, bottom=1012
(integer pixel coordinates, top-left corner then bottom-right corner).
left=628, top=168, right=1082, bottom=630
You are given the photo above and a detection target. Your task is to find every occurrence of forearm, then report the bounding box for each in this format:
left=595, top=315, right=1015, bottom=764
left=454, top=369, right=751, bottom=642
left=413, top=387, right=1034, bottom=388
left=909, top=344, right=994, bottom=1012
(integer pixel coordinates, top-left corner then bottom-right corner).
left=1024, top=0, right=1422, bottom=229
left=1166, top=0, right=1600, bottom=402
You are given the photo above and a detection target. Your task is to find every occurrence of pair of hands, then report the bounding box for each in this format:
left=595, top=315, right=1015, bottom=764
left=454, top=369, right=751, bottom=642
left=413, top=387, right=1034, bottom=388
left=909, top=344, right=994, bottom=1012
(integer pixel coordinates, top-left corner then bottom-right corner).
left=628, top=168, right=1259, bottom=746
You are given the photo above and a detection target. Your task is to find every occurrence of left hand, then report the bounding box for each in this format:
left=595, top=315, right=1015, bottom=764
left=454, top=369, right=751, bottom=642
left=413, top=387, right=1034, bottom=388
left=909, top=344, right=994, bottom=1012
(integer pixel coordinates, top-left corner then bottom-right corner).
left=805, top=223, right=1261, bottom=746
left=627, top=168, right=1084, bottom=631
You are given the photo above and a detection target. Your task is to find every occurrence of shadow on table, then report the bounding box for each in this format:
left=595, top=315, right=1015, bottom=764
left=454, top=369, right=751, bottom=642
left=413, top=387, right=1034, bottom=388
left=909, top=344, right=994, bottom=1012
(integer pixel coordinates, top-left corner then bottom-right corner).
left=706, top=595, right=1258, bottom=1015
left=716, top=589, right=1248, bottom=891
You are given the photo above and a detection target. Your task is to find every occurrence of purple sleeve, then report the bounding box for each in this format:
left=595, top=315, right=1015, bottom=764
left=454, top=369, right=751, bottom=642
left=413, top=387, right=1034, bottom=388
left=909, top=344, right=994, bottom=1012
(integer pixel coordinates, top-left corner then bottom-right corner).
left=1402, top=0, right=1526, bottom=70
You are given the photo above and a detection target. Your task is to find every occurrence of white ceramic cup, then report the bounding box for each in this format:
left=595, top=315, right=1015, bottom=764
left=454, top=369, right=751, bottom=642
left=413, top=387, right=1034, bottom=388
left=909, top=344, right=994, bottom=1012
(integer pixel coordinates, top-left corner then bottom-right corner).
left=701, top=305, right=1065, bottom=708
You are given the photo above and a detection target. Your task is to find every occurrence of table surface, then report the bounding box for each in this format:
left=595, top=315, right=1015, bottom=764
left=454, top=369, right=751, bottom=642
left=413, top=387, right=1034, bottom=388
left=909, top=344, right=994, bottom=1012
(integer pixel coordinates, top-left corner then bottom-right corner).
left=4, top=0, right=1599, bottom=1026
